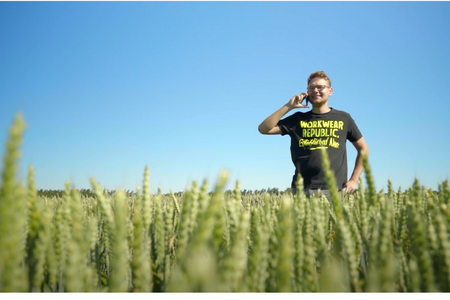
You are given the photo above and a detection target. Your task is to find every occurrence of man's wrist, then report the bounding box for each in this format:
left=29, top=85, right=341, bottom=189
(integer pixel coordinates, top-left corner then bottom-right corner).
left=348, top=177, right=359, bottom=184
left=284, top=104, right=294, bottom=111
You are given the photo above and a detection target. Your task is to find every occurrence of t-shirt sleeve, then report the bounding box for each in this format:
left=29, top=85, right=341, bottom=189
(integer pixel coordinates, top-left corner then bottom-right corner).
left=346, top=114, right=363, bottom=142
left=277, top=112, right=299, bottom=136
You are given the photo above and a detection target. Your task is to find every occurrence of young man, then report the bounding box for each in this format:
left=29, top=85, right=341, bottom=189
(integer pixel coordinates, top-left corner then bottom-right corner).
left=258, top=71, right=369, bottom=197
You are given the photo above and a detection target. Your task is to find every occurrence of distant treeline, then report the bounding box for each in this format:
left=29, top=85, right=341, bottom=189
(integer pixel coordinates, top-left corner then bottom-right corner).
left=36, top=187, right=290, bottom=198
left=36, top=186, right=439, bottom=199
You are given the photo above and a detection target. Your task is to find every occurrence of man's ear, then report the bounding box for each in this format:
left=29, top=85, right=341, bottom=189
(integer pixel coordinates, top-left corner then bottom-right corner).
left=329, top=86, right=334, bottom=96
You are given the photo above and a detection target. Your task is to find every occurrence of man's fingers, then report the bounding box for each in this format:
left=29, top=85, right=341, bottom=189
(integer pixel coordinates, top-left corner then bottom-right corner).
left=290, top=93, right=309, bottom=108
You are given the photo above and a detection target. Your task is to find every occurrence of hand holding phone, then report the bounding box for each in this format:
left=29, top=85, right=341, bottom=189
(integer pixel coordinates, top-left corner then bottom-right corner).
left=287, top=93, right=309, bottom=109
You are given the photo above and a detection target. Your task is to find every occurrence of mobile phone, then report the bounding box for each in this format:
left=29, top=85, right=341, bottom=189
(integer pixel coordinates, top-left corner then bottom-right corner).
left=305, top=95, right=309, bottom=106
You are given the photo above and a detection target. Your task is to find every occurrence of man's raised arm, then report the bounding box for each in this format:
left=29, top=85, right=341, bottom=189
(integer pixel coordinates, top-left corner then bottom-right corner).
left=258, top=93, right=309, bottom=135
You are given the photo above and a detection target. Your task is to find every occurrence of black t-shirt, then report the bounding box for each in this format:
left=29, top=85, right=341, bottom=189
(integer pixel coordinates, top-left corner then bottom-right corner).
left=277, top=108, right=362, bottom=190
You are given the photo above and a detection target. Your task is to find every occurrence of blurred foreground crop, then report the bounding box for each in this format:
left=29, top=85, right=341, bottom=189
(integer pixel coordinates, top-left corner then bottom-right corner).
left=1, top=113, right=450, bottom=292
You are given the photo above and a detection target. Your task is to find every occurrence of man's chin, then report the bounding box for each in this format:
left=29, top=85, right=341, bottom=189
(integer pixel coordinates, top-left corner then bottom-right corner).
left=310, top=98, right=325, bottom=104
left=310, top=100, right=329, bottom=107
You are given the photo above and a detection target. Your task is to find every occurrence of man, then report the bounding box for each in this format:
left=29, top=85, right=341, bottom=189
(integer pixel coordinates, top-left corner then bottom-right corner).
left=258, top=71, right=369, bottom=198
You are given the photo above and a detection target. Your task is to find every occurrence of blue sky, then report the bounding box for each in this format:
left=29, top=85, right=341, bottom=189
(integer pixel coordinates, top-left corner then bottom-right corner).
left=1, top=1, right=450, bottom=194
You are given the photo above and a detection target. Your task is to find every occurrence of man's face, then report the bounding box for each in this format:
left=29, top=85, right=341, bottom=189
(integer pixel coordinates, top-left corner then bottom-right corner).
left=307, top=78, right=333, bottom=105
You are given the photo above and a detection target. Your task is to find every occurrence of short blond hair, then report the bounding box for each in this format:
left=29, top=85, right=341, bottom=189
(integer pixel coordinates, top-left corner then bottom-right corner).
left=307, top=71, right=332, bottom=87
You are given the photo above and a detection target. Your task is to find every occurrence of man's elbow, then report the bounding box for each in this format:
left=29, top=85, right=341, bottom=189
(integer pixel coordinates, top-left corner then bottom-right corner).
left=258, top=125, right=267, bottom=134
left=362, top=148, right=369, bottom=158
left=360, top=144, right=370, bottom=158
left=354, top=138, right=369, bottom=157
left=259, top=124, right=281, bottom=135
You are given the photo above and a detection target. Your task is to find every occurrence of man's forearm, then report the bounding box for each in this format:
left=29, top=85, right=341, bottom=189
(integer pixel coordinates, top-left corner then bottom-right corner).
left=258, top=105, right=291, bottom=134
left=349, top=149, right=369, bottom=182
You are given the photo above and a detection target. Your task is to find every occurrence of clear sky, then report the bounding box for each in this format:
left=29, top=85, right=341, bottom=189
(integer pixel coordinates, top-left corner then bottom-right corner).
left=1, top=1, right=450, bottom=194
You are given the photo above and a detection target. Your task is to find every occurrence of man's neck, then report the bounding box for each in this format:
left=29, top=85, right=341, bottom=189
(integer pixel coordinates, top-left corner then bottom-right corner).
left=312, top=104, right=332, bottom=114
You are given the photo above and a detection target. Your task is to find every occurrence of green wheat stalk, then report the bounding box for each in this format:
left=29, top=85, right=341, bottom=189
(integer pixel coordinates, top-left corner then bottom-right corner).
left=26, top=165, right=51, bottom=292
left=0, top=113, right=28, bottom=292
left=175, top=183, right=195, bottom=260
left=320, top=148, right=343, bottom=220
left=65, top=187, right=90, bottom=292
left=109, top=190, right=130, bottom=292
left=247, top=207, right=270, bottom=292
left=302, top=195, right=318, bottom=292
left=274, top=195, right=294, bottom=292
left=406, top=179, right=436, bottom=291
left=152, top=189, right=166, bottom=290
left=222, top=209, right=250, bottom=292
left=130, top=185, right=152, bottom=292
left=338, top=219, right=361, bottom=291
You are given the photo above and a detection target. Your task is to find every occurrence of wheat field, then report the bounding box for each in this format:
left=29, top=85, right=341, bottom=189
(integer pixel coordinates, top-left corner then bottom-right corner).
left=0, top=113, right=449, bottom=292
